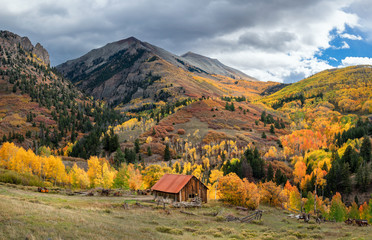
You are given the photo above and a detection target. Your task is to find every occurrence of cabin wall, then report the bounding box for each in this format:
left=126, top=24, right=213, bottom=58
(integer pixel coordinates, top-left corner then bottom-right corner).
left=182, top=177, right=208, bottom=203
left=153, top=191, right=178, bottom=202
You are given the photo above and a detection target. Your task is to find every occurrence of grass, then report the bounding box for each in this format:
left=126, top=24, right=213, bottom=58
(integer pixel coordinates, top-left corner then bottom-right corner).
left=0, top=184, right=371, bottom=239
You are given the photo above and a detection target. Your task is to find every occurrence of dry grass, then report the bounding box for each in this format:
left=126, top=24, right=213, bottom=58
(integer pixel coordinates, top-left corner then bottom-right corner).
left=0, top=185, right=371, bottom=240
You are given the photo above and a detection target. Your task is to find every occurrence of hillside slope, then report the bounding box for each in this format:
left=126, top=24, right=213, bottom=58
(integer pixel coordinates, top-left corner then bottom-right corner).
left=0, top=30, right=109, bottom=150
left=261, top=65, right=372, bottom=113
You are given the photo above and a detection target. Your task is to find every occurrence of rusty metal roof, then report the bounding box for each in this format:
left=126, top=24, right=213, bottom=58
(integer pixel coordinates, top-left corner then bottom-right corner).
left=151, top=174, right=193, bottom=193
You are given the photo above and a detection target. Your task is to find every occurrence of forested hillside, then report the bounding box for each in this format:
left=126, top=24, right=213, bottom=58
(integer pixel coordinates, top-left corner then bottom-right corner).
left=0, top=31, right=125, bottom=156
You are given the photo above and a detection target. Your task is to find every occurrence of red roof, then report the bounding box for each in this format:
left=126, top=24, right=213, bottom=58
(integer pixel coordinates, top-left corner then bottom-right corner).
left=151, top=174, right=193, bottom=193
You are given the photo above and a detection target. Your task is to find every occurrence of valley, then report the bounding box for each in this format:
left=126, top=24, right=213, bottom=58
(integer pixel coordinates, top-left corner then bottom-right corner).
left=0, top=30, right=372, bottom=240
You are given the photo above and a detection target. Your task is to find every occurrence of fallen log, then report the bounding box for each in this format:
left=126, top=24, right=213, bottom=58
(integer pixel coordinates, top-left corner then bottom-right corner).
left=236, top=206, right=249, bottom=211
left=226, top=210, right=263, bottom=223
left=203, top=211, right=220, bottom=217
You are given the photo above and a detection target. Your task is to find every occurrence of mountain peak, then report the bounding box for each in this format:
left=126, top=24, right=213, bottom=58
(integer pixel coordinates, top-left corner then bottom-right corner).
left=182, top=51, right=215, bottom=60
left=116, top=36, right=142, bottom=45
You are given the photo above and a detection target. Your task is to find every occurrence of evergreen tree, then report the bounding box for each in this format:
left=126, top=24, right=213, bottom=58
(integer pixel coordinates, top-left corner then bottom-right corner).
left=134, top=138, right=140, bottom=153
left=110, top=134, right=119, bottom=152
left=147, top=146, right=152, bottom=156
left=124, top=148, right=136, bottom=163
left=225, top=102, right=229, bottom=111
left=164, top=144, right=171, bottom=161
left=114, top=148, right=125, bottom=169
left=260, top=111, right=266, bottom=123
left=341, top=145, right=359, bottom=173
left=275, top=168, right=287, bottom=185
left=356, top=162, right=370, bottom=192
left=230, top=102, right=235, bottom=111
left=360, top=136, right=371, bottom=162
left=267, top=163, right=274, bottom=182
left=326, top=152, right=351, bottom=196
left=270, top=124, right=275, bottom=134
left=261, top=132, right=267, bottom=139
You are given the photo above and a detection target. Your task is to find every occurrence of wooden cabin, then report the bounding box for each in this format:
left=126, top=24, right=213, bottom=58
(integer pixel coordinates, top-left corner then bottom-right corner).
left=151, top=174, right=208, bottom=203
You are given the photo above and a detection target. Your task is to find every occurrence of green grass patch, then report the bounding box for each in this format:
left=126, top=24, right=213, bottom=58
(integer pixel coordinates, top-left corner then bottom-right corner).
left=155, top=226, right=183, bottom=235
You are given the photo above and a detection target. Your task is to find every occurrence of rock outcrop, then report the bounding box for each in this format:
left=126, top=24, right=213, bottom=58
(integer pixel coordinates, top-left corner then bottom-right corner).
left=0, top=30, right=50, bottom=65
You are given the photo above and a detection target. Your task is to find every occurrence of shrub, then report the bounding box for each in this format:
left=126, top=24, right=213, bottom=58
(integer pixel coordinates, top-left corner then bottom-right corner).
left=177, top=129, right=186, bottom=135
left=0, top=169, right=43, bottom=187
left=155, top=226, right=183, bottom=235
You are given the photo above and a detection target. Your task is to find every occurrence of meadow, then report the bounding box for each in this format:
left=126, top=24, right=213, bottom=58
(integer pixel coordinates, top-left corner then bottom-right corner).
left=0, top=183, right=371, bottom=240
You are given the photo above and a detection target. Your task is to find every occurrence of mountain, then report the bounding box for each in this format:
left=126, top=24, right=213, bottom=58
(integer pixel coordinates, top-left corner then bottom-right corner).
left=0, top=30, right=121, bottom=151
left=261, top=65, right=372, bottom=113
left=57, top=37, right=278, bottom=108
left=181, top=51, right=253, bottom=80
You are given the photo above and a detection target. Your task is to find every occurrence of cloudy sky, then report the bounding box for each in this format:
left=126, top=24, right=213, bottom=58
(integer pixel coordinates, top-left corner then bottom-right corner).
left=1, top=0, right=372, bottom=82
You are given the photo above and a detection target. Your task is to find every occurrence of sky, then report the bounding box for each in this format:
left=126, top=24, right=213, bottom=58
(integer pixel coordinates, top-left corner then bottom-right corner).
left=1, top=0, right=372, bottom=83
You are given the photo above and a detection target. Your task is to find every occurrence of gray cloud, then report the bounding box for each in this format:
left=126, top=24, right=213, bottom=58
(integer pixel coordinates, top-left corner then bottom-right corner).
left=0, top=0, right=367, bottom=82
left=238, top=31, right=297, bottom=52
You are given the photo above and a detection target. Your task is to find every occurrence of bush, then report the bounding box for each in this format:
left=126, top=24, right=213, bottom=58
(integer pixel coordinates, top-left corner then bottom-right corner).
left=177, top=129, right=186, bottom=135
left=155, top=226, right=183, bottom=235
left=0, top=169, right=44, bottom=187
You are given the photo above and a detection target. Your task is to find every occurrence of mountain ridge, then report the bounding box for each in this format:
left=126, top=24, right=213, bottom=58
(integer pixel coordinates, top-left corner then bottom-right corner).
left=0, top=30, right=50, bottom=66
left=57, top=36, right=275, bottom=108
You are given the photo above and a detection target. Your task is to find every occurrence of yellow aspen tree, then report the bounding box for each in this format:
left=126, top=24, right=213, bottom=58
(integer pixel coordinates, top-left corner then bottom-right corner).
left=87, top=156, right=103, bottom=188
left=208, top=169, right=224, bottom=200
left=192, top=164, right=203, bottom=180
left=102, top=162, right=116, bottom=188
left=0, top=142, right=18, bottom=168
left=69, top=164, right=90, bottom=189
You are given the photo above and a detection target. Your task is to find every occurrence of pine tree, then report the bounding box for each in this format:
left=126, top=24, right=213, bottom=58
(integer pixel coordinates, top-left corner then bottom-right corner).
left=114, top=148, right=125, bottom=169
left=164, top=144, right=171, bottom=161
left=270, top=125, right=275, bottom=134
left=326, top=151, right=351, bottom=196
left=356, top=162, right=370, bottom=192
left=341, top=145, right=359, bottom=173
left=262, top=132, right=267, bottom=139
left=147, top=146, right=152, bottom=156
left=360, top=136, right=371, bottom=162
left=230, top=102, right=235, bottom=111
left=274, top=168, right=284, bottom=185
left=267, top=163, right=274, bottom=182
left=225, top=102, right=230, bottom=111
left=134, top=139, right=140, bottom=153
left=260, top=111, right=266, bottom=123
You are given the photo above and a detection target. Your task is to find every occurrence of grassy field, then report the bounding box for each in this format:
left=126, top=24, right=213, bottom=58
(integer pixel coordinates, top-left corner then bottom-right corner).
left=0, top=183, right=371, bottom=240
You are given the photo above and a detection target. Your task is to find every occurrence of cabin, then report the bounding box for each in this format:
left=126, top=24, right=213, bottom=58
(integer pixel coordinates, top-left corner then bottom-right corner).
left=151, top=174, right=208, bottom=203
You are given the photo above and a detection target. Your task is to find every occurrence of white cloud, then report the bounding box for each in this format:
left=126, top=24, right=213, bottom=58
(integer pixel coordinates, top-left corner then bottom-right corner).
left=341, top=56, right=372, bottom=66
left=340, top=33, right=363, bottom=40
left=329, top=57, right=338, bottom=61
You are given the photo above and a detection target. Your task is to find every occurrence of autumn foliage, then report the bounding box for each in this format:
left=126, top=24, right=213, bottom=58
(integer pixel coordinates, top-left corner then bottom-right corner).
left=218, top=173, right=260, bottom=210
